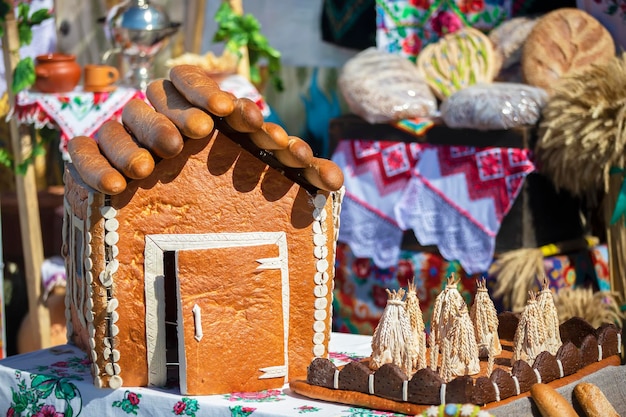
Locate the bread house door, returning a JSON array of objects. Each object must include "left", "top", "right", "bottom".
[{"left": 167, "top": 232, "right": 289, "bottom": 395}]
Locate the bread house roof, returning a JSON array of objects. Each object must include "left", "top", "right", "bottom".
[{"left": 67, "top": 65, "right": 344, "bottom": 196}]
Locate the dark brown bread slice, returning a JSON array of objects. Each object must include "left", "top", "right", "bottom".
[
  {"left": 472, "top": 376, "right": 497, "bottom": 405},
  {"left": 490, "top": 367, "right": 517, "bottom": 399},
  {"left": 580, "top": 334, "right": 600, "bottom": 367},
  {"left": 498, "top": 311, "right": 519, "bottom": 341},
  {"left": 373, "top": 363, "right": 407, "bottom": 401},
  {"left": 307, "top": 358, "right": 337, "bottom": 389},
  {"left": 338, "top": 361, "right": 371, "bottom": 393},
  {"left": 556, "top": 341, "right": 582, "bottom": 376},
  {"left": 560, "top": 316, "right": 596, "bottom": 347},
  {"left": 596, "top": 324, "right": 620, "bottom": 359},
  {"left": 408, "top": 367, "right": 443, "bottom": 405},
  {"left": 511, "top": 359, "right": 538, "bottom": 393},
  {"left": 445, "top": 375, "right": 474, "bottom": 404},
  {"left": 533, "top": 351, "right": 561, "bottom": 383}
]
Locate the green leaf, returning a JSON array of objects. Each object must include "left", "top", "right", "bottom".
[
  {"left": 30, "top": 374, "right": 57, "bottom": 397},
  {"left": 29, "top": 8, "right": 52, "bottom": 25},
  {"left": 66, "top": 404, "right": 74, "bottom": 417},
  {"left": 12, "top": 57, "right": 35, "bottom": 93},
  {"left": 18, "top": 22, "right": 32, "bottom": 46},
  {"left": 0, "top": 148, "right": 12, "bottom": 168},
  {"left": 17, "top": 2, "right": 29, "bottom": 21},
  {"left": 55, "top": 380, "right": 77, "bottom": 401}
]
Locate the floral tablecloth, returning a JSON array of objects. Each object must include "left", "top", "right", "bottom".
[
  {"left": 0, "top": 333, "right": 375, "bottom": 417},
  {"left": 332, "top": 139, "right": 535, "bottom": 274},
  {"left": 13, "top": 87, "right": 144, "bottom": 161}
]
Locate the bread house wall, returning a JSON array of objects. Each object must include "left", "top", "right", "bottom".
[
  {"left": 65, "top": 130, "right": 340, "bottom": 392},
  {"left": 63, "top": 167, "right": 110, "bottom": 387}
]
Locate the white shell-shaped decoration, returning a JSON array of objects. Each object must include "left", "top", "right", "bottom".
[
  {"left": 99, "top": 272, "right": 113, "bottom": 287},
  {"left": 110, "top": 324, "right": 119, "bottom": 337},
  {"left": 314, "top": 245, "right": 328, "bottom": 259},
  {"left": 88, "top": 337, "right": 96, "bottom": 349},
  {"left": 105, "top": 231, "right": 119, "bottom": 246},
  {"left": 94, "top": 375, "right": 103, "bottom": 389},
  {"left": 101, "top": 206, "right": 117, "bottom": 219},
  {"left": 312, "top": 221, "right": 323, "bottom": 234},
  {"left": 313, "top": 320, "right": 326, "bottom": 333},
  {"left": 84, "top": 257, "right": 93, "bottom": 271},
  {"left": 314, "top": 284, "right": 328, "bottom": 298},
  {"left": 104, "top": 338, "right": 111, "bottom": 348},
  {"left": 314, "top": 271, "right": 329, "bottom": 285},
  {"left": 313, "top": 344, "right": 325, "bottom": 357},
  {"left": 85, "top": 271, "right": 93, "bottom": 284},
  {"left": 316, "top": 259, "right": 329, "bottom": 272},
  {"left": 107, "top": 298, "right": 119, "bottom": 313},
  {"left": 313, "top": 194, "right": 327, "bottom": 208},
  {"left": 313, "top": 332, "right": 325, "bottom": 345},
  {"left": 111, "top": 349, "right": 121, "bottom": 362},
  {"left": 105, "top": 218, "right": 119, "bottom": 232},
  {"left": 313, "top": 207, "right": 328, "bottom": 221},
  {"left": 314, "top": 309, "right": 327, "bottom": 321},
  {"left": 109, "top": 375, "right": 123, "bottom": 389},
  {"left": 110, "top": 311, "right": 120, "bottom": 323},
  {"left": 85, "top": 310, "right": 94, "bottom": 323},
  {"left": 314, "top": 297, "right": 328, "bottom": 310},
  {"left": 86, "top": 297, "right": 94, "bottom": 310},
  {"left": 104, "top": 347, "right": 111, "bottom": 360},
  {"left": 111, "top": 245, "right": 119, "bottom": 258},
  {"left": 90, "top": 350, "right": 98, "bottom": 363},
  {"left": 313, "top": 234, "right": 327, "bottom": 246}
]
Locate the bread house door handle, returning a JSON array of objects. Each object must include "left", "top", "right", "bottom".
[
  {"left": 259, "top": 365, "right": 287, "bottom": 379},
  {"left": 192, "top": 304, "right": 203, "bottom": 342}
]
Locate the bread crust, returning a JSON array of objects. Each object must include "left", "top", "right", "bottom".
[
  {"left": 122, "top": 98, "right": 184, "bottom": 159},
  {"left": 574, "top": 382, "right": 619, "bottom": 417},
  {"left": 521, "top": 8, "right": 615, "bottom": 93}
]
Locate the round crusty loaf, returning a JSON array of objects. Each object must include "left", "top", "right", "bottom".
[{"left": 521, "top": 8, "right": 615, "bottom": 93}]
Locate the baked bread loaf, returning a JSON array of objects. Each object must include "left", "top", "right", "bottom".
[
  {"left": 440, "top": 82, "right": 548, "bottom": 130},
  {"left": 530, "top": 383, "right": 578, "bottom": 417},
  {"left": 338, "top": 47, "right": 437, "bottom": 124},
  {"left": 521, "top": 8, "right": 615, "bottom": 93},
  {"left": 574, "top": 382, "right": 620, "bottom": 417},
  {"left": 416, "top": 27, "right": 498, "bottom": 100}
]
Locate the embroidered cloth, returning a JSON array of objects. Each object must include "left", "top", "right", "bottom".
[
  {"left": 14, "top": 87, "right": 144, "bottom": 161},
  {"left": 376, "top": 0, "right": 513, "bottom": 61},
  {"left": 332, "top": 139, "right": 535, "bottom": 273}
]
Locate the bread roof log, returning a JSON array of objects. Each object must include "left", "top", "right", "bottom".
[{"left": 68, "top": 65, "right": 344, "bottom": 195}]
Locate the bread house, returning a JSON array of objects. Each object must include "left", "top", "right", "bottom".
[{"left": 61, "top": 66, "right": 345, "bottom": 395}]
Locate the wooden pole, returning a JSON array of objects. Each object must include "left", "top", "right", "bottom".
[{"left": 1, "top": 4, "right": 50, "bottom": 350}]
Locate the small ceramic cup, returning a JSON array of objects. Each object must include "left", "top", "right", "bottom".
[{"left": 83, "top": 64, "right": 120, "bottom": 92}]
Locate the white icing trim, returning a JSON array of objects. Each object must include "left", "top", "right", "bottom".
[
  {"left": 192, "top": 304, "right": 203, "bottom": 342},
  {"left": 258, "top": 365, "right": 287, "bottom": 379},
  {"left": 440, "top": 383, "right": 447, "bottom": 405},
  {"left": 556, "top": 359, "right": 564, "bottom": 378},
  {"left": 145, "top": 232, "right": 290, "bottom": 388},
  {"left": 512, "top": 376, "right": 520, "bottom": 395},
  {"left": 492, "top": 381, "right": 501, "bottom": 402},
  {"left": 533, "top": 368, "right": 542, "bottom": 384},
  {"left": 598, "top": 345, "right": 603, "bottom": 362},
  {"left": 402, "top": 380, "right": 408, "bottom": 402},
  {"left": 333, "top": 369, "right": 339, "bottom": 389},
  {"left": 368, "top": 373, "right": 374, "bottom": 394}
]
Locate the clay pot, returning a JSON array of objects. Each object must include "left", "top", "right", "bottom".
[{"left": 34, "top": 53, "right": 81, "bottom": 93}]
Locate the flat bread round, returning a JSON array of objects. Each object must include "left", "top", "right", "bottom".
[{"left": 416, "top": 27, "right": 498, "bottom": 100}]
